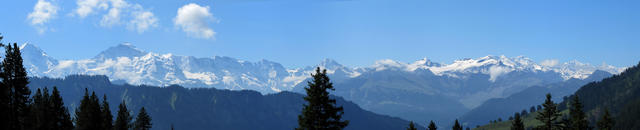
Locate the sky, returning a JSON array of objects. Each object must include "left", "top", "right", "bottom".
[{"left": 0, "top": 0, "right": 638, "bottom": 68}]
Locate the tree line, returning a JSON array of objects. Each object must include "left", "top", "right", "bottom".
[
  {"left": 505, "top": 93, "right": 614, "bottom": 130},
  {"left": 0, "top": 36, "right": 152, "bottom": 130}
]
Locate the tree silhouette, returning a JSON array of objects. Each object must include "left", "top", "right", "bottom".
[{"left": 296, "top": 67, "right": 349, "bottom": 130}]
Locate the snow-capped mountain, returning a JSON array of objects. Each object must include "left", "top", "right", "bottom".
[{"left": 16, "top": 43, "right": 625, "bottom": 94}]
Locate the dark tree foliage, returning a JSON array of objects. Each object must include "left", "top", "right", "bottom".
[
  {"left": 452, "top": 119, "right": 462, "bottom": 130},
  {"left": 406, "top": 121, "right": 417, "bottom": 130},
  {"left": 101, "top": 95, "right": 113, "bottom": 130},
  {"left": 0, "top": 36, "right": 7, "bottom": 130},
  {"left": 428, "top": 120, "right": 437, "bottom": 130},
  {"left": 511, "top": 112, "right": 524, "bottom": 130},
  {"left": 29, "top": 88, "right": 49, "bottom": 130},
  {"left": 597, "top": 108, "right": 613, "bottom": 130},
  {"left": 530, "top": 106, "right": 536, "bottom": 113},
  {"left": 521, "top": 109, "right": 528, "bottom": 116},
  {"left": 134, "top": 107, "right": 153, "bottom": 130},
  {"left": 29, "top": 87, "right": 73, "bottom": 130},
  {"left": 115, "top": 101, "right": 133, "bottom": 130},
  {"left": 535, "top": 93, "right": 561, "bottom": 130},
  {"left": 568, "top": 95, "right": 589, "bottom": 130},
  {"left": 296, "top": 67, "right": 349, "bottom": 130},
  {"left": 1, "top": 43, "right": 31, "bottom": 130},
  {"left": 50, "top": 87, "right": 73, "bottom": 130},
  {"left": 74, "top": 89, "right": 104, "bottom": 130},
  {"left": 537, "top": 105, "right": 542, "bottom": 111}
]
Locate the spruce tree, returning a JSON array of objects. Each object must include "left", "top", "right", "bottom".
[
  {"left": 511, "top": 112, "right": 524, "bottom": 130},
  {"left": 51, "top": 87, "right": 73, "bottom": 130},
  {"left": 75, "top": 89, "right": 102, "bottom": 130},
  {"left": 452, "top": 119, "right": 462, "bottom": 130},
  {"left": 296, "top": 67, "right": 349, "bottom": 130},
  {"left": 134, "top": 107, "right": 153, "bottom": 130},
  {"left": 2, "top": 43, "right": 31, "bottom": 130},
  {"left": 428, "top": 120, "right": 437, "bottom": 130},
  {"left": 101, "top": 95, "right": 113, "bottom": 130},
  {"left": 568, "top": 95, "right": 589, "bottom": 130},
  {"left": 597, "top": 108, "right": 613, "bottom": 130},
  {"left": 115, "top": 101, "right": 133, "bottom": 130},
  {"left": 535, "top": 93, "right": 561, "bottom": 130},
  {"left": 407, "top": 121, "right": 417, "bottom": 130}
]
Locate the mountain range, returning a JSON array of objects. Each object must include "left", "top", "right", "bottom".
[
  {"left": 16, "top": 43, "right": 626, "bottom": 126},
  {"left": 27, "top": 75, "right": 421, "bottom": 130}
]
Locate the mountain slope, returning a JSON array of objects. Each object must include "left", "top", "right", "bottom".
[
  {"left": 27, "top": 75, "right": 422, "bottom": 130},
  {"left": 459, "top": 70, "right": 612, "bottom": 127},
  {"left": 474, "top": 62, "right": 640, "bottom": 129}
]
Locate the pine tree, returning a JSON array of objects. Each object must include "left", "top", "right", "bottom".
[
  {"left": 530, "top": 106, "right": 536, "bottom": 113},
  {"left": 51, "top": 87, "right": 73, "bottom": 130},
  {"left": 0, "top": 35, "right": 6, "bottom": 130},
  {"left": 29, "top": 88, "right": 46, "bottom": 130},
  {"left": 511, "top": 112, "right": 524, "bottom": 130},
  {"left": 115, "top": 101, "right": 133, "bottom": 130},
  {"left": 75, "top": 89, "right": 102, "bottom": 130},
  {"left": 101, "top": 95, "right": 113, "bottom": 130},
  {"left": 535, "top": 93, "right": 561, "bottom": 130},
  {"left": 568, "top": 95, "right": 589, "bottom": 130},
  {"left": 452, "top": 119, "right": 462, "bottom": 130},
  {"left": 134, "top": 107, "right": 153, "bottom": 130},
  {"left": 296, "top": 67, "right": 349, "bottom": 130},
  {"left": 407, "top": 121, "right": 417, "bottom": 130},
  {"left": 428, "top": 120, "right": 437, "bottom": 130},
  {"left": 2, "top": 43, "right": 31, "bottom": 130},
  {"left": 597, "top": 108, "right": 613, "bottom": 130}
]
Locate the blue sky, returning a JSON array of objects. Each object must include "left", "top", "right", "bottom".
[{"left": 1, "top": 0, "right": 638, "bottom": 68}]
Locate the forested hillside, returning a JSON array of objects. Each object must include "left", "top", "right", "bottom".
[{"left": 28, "top": 75, "right": 421, "bottom": 130}]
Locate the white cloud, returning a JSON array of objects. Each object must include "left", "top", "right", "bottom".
[
  {"left": 71, "top": 0, "right": 158, "bottom": 33},
  {"left": 488, "top": 66, "right": 511, "bottom": 82},
  {"left": 99, "top": 0, "right": 128, "bottom": 27},
  {"left": 128, "top": 9, "right": 158, "bottom": 33},
  {"left": 73, "top": 0, "right": 108, "bottom": 18},
  {"left": 540, "top": 59, "right": 559, "bottom": 67},
  {"left": 28, "top": 0, "right": 59, "bottom": 34},
  {"left": 174, "top": 3, "right": 216, "bottom": 39}
]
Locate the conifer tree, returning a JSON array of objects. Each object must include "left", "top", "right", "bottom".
[
  {"left": 0, "top": 35, "right": 7, "bottom": 130},
  {"left": 134, "top": 107, "right": 152, "bottom": 130},
  {"left": 597, "top": 108, "right": 613, "bottom": 130},
  {"left": 115, "top": 101, "right": 133, "bottom": 130},
  {"left": 296, "top": 67, "right": 349, "bottom": 130},
  {"left": 428, "top": 120, "right": 437, "bottom": 130},
  {"left": 452, "top": 119, "right": 462, "bottom": 130},
  {"left": 29, "top": 88, "right": 46, "bottom": 130},
  {"left": 568, "top": 95, "right": 589, "bottom": 130},
  {"left": 51, "top": 87, "right": 73, "bottom": 130},
  {"left": 511, "top": 112, "right": 524, "bottom": 130},
  {"left": 2, "top": 43, "right": 31, "bottom": 130},
  {"left": 75, "top": 89, "right": 103, "bottom": 130},
  {"left": 101, "top": 95, "right": 113, "bottom": 130},
  {"left": 407, "top": 121, "right": 417, "bottom": 130},
  {"left": 535, "top": 93, "right": 561, "bottom": 130}
]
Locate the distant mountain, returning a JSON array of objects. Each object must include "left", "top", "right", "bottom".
[
  {"left": 16, "top": 43, "right": 626, "bottom": 126},
  {"left": 27, "top": 75, "right": 422, "bottom": 130},
  {"left": 459, "top": 70, "right": 612, "bottom": 127}
]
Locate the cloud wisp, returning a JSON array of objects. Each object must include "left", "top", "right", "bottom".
[
  {"left": 27, "top": 0, "right": 59, "bottom": 34},
  {"left": 71, "top": 0, "right": 159, "bottom": 33}
]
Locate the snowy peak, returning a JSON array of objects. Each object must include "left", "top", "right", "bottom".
[
  {"left": 318, "top": 58, "right": 345, "bottom": 70},
  {"left": 94, "top": 43, "right": 147, "bottom": 59},
  {"left": 19, "top": 43, "right": 58, "bottom": 77}
]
